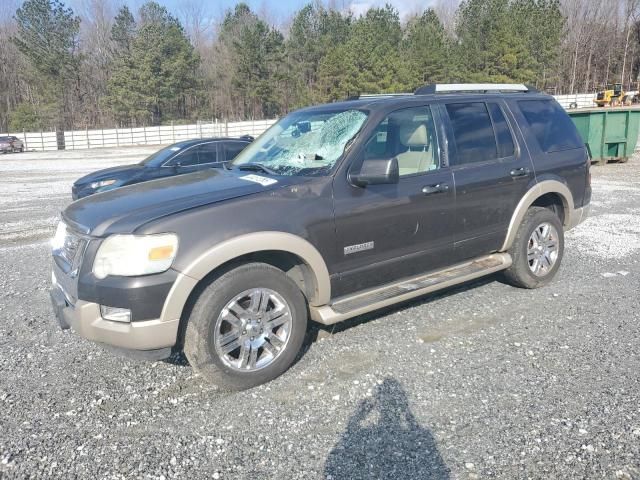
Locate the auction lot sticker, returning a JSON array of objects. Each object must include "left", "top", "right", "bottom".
[{"left": 240, "top": 174, "right": 278, "bottom": 186}]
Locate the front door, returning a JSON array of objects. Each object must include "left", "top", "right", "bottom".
[{"left": 331, "top": 105, "right": 456, "bottom": 298}]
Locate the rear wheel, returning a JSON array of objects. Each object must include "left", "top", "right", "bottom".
[
  {"left": 184, "top": 262, "right": 308, "bottom": 391},
  {"left": 503, "top": 207, "right": 564, "bottom": 289}
]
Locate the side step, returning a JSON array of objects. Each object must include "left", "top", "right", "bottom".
[{"left": 309, "top": 253, "right": 511, "bottom": 326}]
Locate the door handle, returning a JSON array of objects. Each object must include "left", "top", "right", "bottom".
[
  {"left": 510, "top": 167, "right": 529, "bottom": 177},
  {"left": 422, "top": 183, "right": 450, "bottom": 195}
]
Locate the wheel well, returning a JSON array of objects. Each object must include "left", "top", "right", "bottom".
[
  {"left": 531, "top": 193, "right": 566, "bottom": 225},
  {"left": 174, "top": 251, "right": 316, "bottom": 350}
]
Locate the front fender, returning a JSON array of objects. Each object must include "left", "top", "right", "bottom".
[{"left": 159, "top": 231, "right": 331, "bottom": 325}]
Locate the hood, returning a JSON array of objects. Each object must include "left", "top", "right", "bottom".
[
  {"left": 63, "top": 168, "right": 304, "bottom": 236},
  {"left": 74, "top": 164, "right": 145, "bottom": 186}
]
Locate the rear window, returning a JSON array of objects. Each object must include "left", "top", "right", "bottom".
[
  {"left": 446, "top": 102, "right": 497, "bottom": 165},
  {"left": 518, "top": 100, "right": 583, "bottom": 153}
]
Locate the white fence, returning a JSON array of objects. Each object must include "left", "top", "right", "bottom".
[
  {"left": 1, "top": 119, "right": 277, "bottom": 152},
  {"left": 554, "top": 93, "right": 597, "bottom": 109},
  {"left": 0, "top": 93, "right": 630, "bottom": 151}
]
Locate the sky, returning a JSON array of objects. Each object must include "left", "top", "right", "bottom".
[
  {"left": 154, "top": 0, "right": 439, "bottom": 25},
  {"left": 2, "top": 0, "right": 442, "bottom": 30}
]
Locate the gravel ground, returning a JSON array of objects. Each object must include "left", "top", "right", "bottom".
[{"left": 1, "top": 147, "right": 639, "bottom": 479}]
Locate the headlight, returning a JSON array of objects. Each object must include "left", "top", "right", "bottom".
[
  {"left": 51, "top": 221, "right": 67, "bottom": 251},
  {"left": 90, "top": 179, "right": 117, "bottom": 189},
  {"left": 92, "top": 234, "right": 178, "bottom": 279}
]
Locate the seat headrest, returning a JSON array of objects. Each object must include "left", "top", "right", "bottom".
[{"left": 399, "top": 124, "right": 428, "bottom": 147}]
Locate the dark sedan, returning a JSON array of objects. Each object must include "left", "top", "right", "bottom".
[
  {"left": 0, "top": 136, "right": 24, "bottom": 153},
  {"left": 72, "top": 137, "right": 252, "bottom": 199}
]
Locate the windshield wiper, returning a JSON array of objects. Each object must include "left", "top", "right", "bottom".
[{"left": 237, "top": 163, "right": 278, "bottom": 175}]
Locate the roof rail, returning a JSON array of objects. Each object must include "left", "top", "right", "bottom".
[
  {"left": 415, "top": 83, "right": 538, "bottom": 95},
  {"left": 346, "top": 92, "right": 413, "bottom": 100}
]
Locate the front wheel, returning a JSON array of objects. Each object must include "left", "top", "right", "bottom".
[
  {"left": 184, "top": 262, "right": 308, "bottom": 391},
  {"left": 503, "top": 207, "right": 565, "bottom": 289}
]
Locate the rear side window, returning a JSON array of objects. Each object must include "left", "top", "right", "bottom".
[
  {"left": 518, "top": 100, "right": 583, "bottom": 153},
  {"left": 445, "top": 102, "right": 497, "bottom": 165},
  {"left": 198, "top": 143, "right": 219, "bottom": 164},
  {"left": 487, "top": 103, "right": 515, "bottom": 158},
  {"left": 224, "top": 142, "right": 247, "bottom": 161}
]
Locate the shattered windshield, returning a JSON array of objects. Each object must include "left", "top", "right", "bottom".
[{"left": 231, "top": 109, "right": 368, "bottom": 176}]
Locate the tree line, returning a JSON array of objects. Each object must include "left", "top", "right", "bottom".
[{"left": 0, "top": 0, "right": 639, "bottom": 132}]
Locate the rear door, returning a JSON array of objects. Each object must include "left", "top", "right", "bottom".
[{"left": 440, "top": 100, "right": 534, "bottom": 261}]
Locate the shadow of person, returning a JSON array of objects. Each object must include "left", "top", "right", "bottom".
[{"left": 324, "top": 378, "right": 450, "bottom": 480}]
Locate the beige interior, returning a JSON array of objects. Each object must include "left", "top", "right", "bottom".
[{"left": 396, "top": 123, "right": 436, "bottom": 176}]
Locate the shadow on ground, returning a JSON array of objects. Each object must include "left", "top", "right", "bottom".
[{"left": 324, "top": 378, "right": 450, "bottom": 480}]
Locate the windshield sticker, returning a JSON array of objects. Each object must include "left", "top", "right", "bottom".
[{"left": 240, "top": 174, "right": 278, "bottom": 186}]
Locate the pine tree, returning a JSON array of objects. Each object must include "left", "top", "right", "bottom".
[
  {"left": 105, "top": 2, "right": 199, "bottom": 126},
  {"left": 403, "top": 9, "right": 454, "bottom": 87},
  {"left": 111, "top": 5, "right": 136, "bottom": 55},
  {"left": 12, "top": 0, "right": 80, "bottom": 128},
  {"left": 317, "top": 6, "right": 408, "bottom": 100},
  {"left": 216, "top": 3, "right": 285, "bottom": 118},
  {"left": 286, "top": 4, "right": 352, "bottom": 106}
]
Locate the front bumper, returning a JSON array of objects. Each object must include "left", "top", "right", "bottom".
[{"left": 49, "top": 282, "right": 179, "bottom": 352}]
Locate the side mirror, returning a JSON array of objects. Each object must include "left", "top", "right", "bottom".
[{"left": 350, "top": 157, "right": 399, "bottom": 187}]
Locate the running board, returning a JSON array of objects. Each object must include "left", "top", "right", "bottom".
[{"left": 309, "top": 253, "right": 511, "bottom": 326}]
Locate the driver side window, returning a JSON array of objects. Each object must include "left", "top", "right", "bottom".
[{"left": 363, "top": 106, "right": 440, "bottom": 177}]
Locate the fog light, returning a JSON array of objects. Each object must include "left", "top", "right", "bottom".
[{"left": 100, "top": 305, "right": 131, "bottom": 323}]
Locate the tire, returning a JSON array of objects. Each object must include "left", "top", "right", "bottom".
[
  {"left": 184, "top": 262, "right": 308, "bottom": 391},
  {"left": 503, "top": 207, "right": 564, "bottom": 289}
]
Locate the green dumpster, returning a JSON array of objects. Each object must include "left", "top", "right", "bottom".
[{"left": 567, "top": 106, "right": 640, "bottom": 164}]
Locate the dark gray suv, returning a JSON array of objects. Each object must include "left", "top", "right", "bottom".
[{"left": 50, "top": 84, "right": 591, "bottom": 390}]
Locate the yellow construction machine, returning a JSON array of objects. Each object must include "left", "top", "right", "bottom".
[{"left": 594, "top": 83, "right": 625, "bottom": 107}]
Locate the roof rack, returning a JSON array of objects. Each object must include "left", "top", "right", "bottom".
[
  {"left": 415, "top": 83, "right": 538, "bottom": 95},
  {"left": 345, "top": 84, "right": 538, "bottom": 101},
  {"left": 346, "top": 93, "right": 413, "bottom": 100}
]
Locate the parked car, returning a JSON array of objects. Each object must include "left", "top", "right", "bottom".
[
  {"left": 0, "top": 136, "right": 24, "bottom": 153},
  {"left": 71, "top": 136, "right": 253, "bottom": 199},
  {"left": 51, "top": 84, "right": 591, "bottom": 391}
]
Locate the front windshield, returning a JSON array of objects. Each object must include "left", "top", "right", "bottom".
[
  {"left": 140, "top": 144, "right": 184, "bottom": 166},
  {"left": 231, "top": 109, "right": 368, "bottom": 176}
]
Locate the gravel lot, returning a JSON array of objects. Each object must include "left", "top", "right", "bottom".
[{"left": 1, "top": 147, "right": 639, "bottom": 479}]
